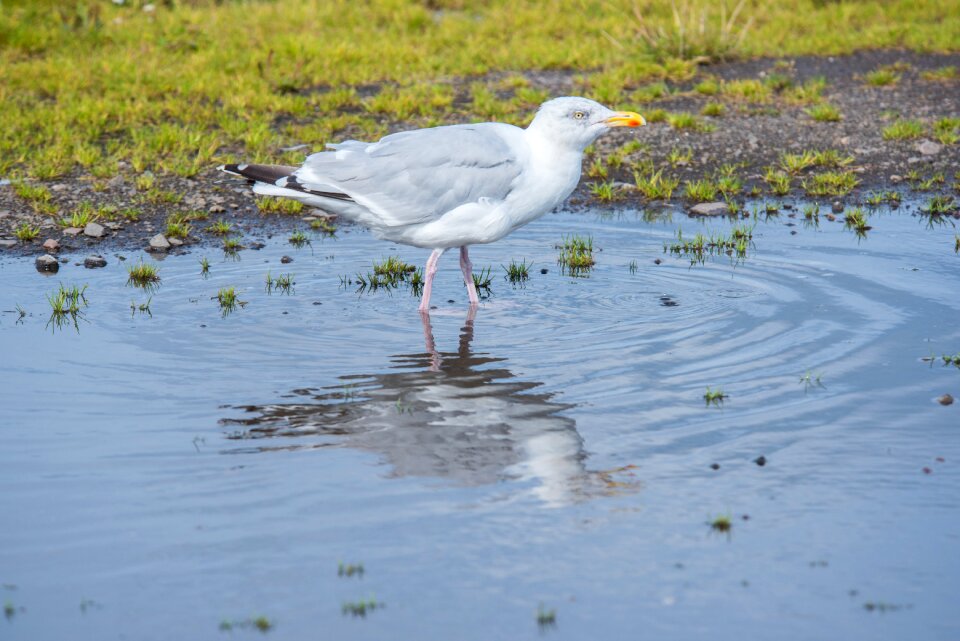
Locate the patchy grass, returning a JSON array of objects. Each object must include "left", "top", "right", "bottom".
[
  {"left": 256, "top": 197, "right": 304, "bottom": 216},
  {"left": 684, "top": 179, "right": 719, "bottom": 201},
  {"left": 219, "top": 616, "right": 273, "bottom": 632},
  {"left": 47, "top": 283, "right": 88, "bottom": 331},
  {"left": 921, "top": 66, "right": 958, "bottom": 82},
  {"left": 710, "top": 514, "right": 733, "bottom": 533},
  {"left": 503, "top": 258, "right": 533, "bottom": 283},
  {"left": 338, "top": 562, "right": 365, "bottom": 578},
  {"left": 215, "top": 287, "right": 246, "bottom": 316},
  {"left": 265, "top": 271, "right": 295, "bottom": 294},
  {"left": 13, "top": 223, "right": 41, "bottom": 242},
  {"left": 704, "top": 386, "right": 728, "bottom": 406},
  {"left": 667, "top": 112, "right": 715, "bottom": 132},
  {"left": 208, "top": 220, "right": 233, "bottom": 235},
  {"left": 199, "top": 256, "right": 211, "bottom": 276},
  {"left": 589, "top": 180, "right": 623, "bottom": 202},
  {"left": 127, "top": 261, "right": 160, "bottom": 288},
  {"left": 471, "top": 266, "right": 494, "bottom": 296},
  {"left": 665, "top": 225, "right": 752, "bottom": 264},
  {"left": 806, "top": 103, "right": 842, "bottom": 122},
  {"left": 557, "top": 234, "right": 595, "bottom": 275},
  {"left": 844, "top": 207, "right": 872, "bottom": 238},
  {"left": 882, "top": 119, "right": 926, "bottom": 140},
  {"left": 701, "top": 102, "right": 726, "bottom": 117},
  {"left": 803, "top": 171, "right": 859, "bottom": 197},
  {"left": 342, "top": 597, "right": 383, "bottom": 618},
  {"left": 536, "top": 604, "right": 557, "bottom": 630},
  {"left": 864, "top": 66, "right": 901, "bottom": 86},
  {"left": 288, "top": 230, "right": 310, "bottom": 248}
]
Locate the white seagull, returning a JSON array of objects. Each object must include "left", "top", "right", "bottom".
[{"left": 220, "top": 97, "right": 645, "bottom": 312}]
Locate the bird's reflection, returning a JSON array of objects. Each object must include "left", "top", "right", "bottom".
[{"left": 220, "top": 309, "right": 638, "bottom": 506}]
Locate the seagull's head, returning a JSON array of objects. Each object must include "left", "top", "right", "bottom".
[{"left": 528, "top": 97, "right": 645, "bottom": 151}]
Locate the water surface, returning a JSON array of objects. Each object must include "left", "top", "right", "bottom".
[{"left": 1, "top": 204, "right": 958, "bottom": 640}]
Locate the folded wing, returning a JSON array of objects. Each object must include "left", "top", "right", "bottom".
[{"left": 294, "top": 124, "right": 523, "bottom": 228}]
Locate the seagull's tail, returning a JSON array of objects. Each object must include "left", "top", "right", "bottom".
[{"left": 218, "top": 163, "right": 355, "bottom": 204}]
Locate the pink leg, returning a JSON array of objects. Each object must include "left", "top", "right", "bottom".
[
  {"left": 418, "top": 248, "right": 445, "bottom": 313},
  {"left": 460, "top": 246, "right": 480, "bottom": 306}
]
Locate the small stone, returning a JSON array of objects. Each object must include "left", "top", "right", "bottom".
[
  {"left": 209, "top": 204, "right": 226, "bottom": 214},
  {"left": 42, "top": 238, "right": 60, "bottom": 251},
  {"left": 51, "top": 183, "right": 69, "bottom": 192},
  {"left": 149, "top": 234, "right": 170, "bottom": 251},
  {"left": 249, "top": 241, "right": 265, "bottom": 250},
  {"left": 710, "top": 463, "right": 720, "bottom": 470},
  {"left": 938, "top": 394, "right": 954, "bottom": 406},
  {"left": 540, "top": 268, "right": 549, "bottom": 274},
  {"left": 689, "top": 202, "right": 729, "bottom": 217},
  {"left": 831, "top": 201, "right": 844, "bottom": 213},
  {"left": 754, "top": 456, "right": 767, "bottom": 467},
  {"left": 889, "top": 174, "right": 902, "bottom": 183},
  {"left": 35, "top": 254, "right": 59, "bottom": 272},
  {"left": 63, "top": 227, "right": 83, "bottom": 236},
  {"left": 280, "top": 255, "right": 293, "bottom": 264},
  {"left": 918, "top": 140, "right": 942, "bottom": 156},
  {"left": 0, "top": 209, "right": 11, "bottom": 218},
  {"left": 653, "top": 258, "right": 662, "bottom": 265},
  {"left": 0, "top": 239, "right": 16, "bottom": 249},
  {"left": 105, "top": 222, "right": 121, "bottom": 230},
  {"left": 106, "top": 175, "right": 125, "bottom": 190},
  {"left": 168, "top": 237, "right": 183, "bottom": 247},
  {"left": 83, "top": 254, "right": 107, "bottom": 268},
  {"left": 84, "top": 222, "right": 106, "bottom": 238}
]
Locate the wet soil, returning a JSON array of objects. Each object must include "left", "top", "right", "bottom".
[{"left": 1, "top": 50, "right": 958, "bottom": 258}]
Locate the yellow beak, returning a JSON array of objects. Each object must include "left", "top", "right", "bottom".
[{"left": 605, "top": 111, "right": 646, "bottom": 128}]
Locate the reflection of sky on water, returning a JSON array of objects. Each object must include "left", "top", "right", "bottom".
[{"left": 222, "top": 309, "right": 639, "bottom": 507}]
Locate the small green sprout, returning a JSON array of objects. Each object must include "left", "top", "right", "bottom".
[
  {"left": 536, "top": 604, "right": 557, "bottom": 629},
  {"left": 14, "top": 223, "right": 41, "bottom": 241},
  {"left": 338, "top": 562, "right": 365, "bottom": 578},
  {"left": 704, "top": 387, "right": 727, "bottom": 406},
  {"left": 502, "top": 258, "right": 532, "bottom": 283}
]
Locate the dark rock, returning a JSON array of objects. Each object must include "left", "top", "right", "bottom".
[
  {"left": 83, "top": 254, "right": 107, "bottom": 268},
  {"left": 280, "top": 255, "right": 293, "bottom": 263},
  {"left": 540, "top": 268, "right": 548, "bottom": 274},
  {"left": 653, "top": 258, "right": 662, "bottom": 265},
  {"left": 35, "top": 254, "right": 59, "bottom": 273},
  {"left": 754, "top": 455, "right": 767, "bottom": 467},
  {"left": 249, "top": 241, "right": 265, "bottom": 250},
  {"left": 710, "top": 463, "right": 720, "bottom": 470},
  {"left": 831, "top": 202, "right": 844, "bottom": 213},
  {"left": 938, "top": 394, "right": 954, "bottom": 406}
]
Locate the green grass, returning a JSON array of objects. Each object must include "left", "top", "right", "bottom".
[
  {"left": 811, "top": 149, "right": 854, "bottom": 168},
  {"left": 683, "top": 179, "right": 719, "bottom": 201},
  {"left": 710, "top": 514, "right": 733, "bottom": 532},
  {"left": 925, "top": 195, "right": 956, "bottom": 215},
  {"left": 633, "top": 169, "right": 680, "bottom": 200},
  {"left": 215, "top": 286, "right": 246, "bottom": 316},
  {"left": 288, "top": 230, "right": 310, "bottom": 247},
  {"left": 503, "top": 258, "right": 533, "bottom": 283},
  {"left": 164, "top": 220, "right": 191, "bottom": 239},
  {"left": 310, "top": 218, "right": 337, "bottom": 235},
  {"left": 844, "top": 207, "right": 871, "bottom": 238},
  {"left": 803, "top": 171, "right": 859, "bottom": 197},
  {"left": 701, "top": 102, "right": 726, "bottom": 117},
  {"left": 882, "top": 119, "right": 926, "bottom": 140},
  {"left": 921, "top": 66, "right": 957, "bottom": 82},
  {"left": 667, "top": 112, "right": 715, "bottom": 132},
  {"left": 805, "top": 103, "right": 842, "bottom": 122},
  {"left": 934, "top": 117, "right": 960, "bottom": 145},
  {"left": 265, "top": 271, "right": 295, "bottom": 294},
  {"left": 704, "top": 386, "right": 727, "bottom": 406},
  {"left": 199, "top": 256, "right": 210, "bottom": 276},
  {"left": 666, "top": 147, "right": 693, "bottom": 167},
  {"left": 208, "top": 220, "right": 233, "bottom": 235},
  {"left": 0, "top": 1, "right": 956, "bottom": 182},
  {"left": 342, "top": 597, "right": 383, "bottom": 618},
  {"left": 13, "top": 223, "right": 41, "bottom": 241},
  {"left": 257, "top": 197, "right": 304, "bottom": 216},
  {"left": 223, "top": 237, "right": 244, "bottom": 254},
  {"left": 471, "top": 267, "right": 494, "bottom": 295},
  {"left": 864, "top": 66, "right": 901, "bottom": 86},
  {"left": 338, "top": 562, "right": 365, "bottom": 578},
  {"left": 780, "top": 151, "right": 816, "bottom": 174},
  {"left": 59, "top": 202, "right": 97, "bottom": 228},
  {"left": 127, "top": 261, "right": 160, "bottom": 288},
  {"left": 219, "top": 616, "right": 273, "bottom": 632},
  {"left": 47, "top": 283, "right": 88, "bottom": 331},
  {"left": 764, "top": 168, "right": 792, "bottom": 196},
  {"left": 557, "top": 234, "right": 595, "bottom": 275},
  {"left": 665, "top": 225, "right": 753, "bottom": 265},
  {"left": 536, "top": 604, "right": 557, "bottom": 629},
  {"left": 589, "top": 180, "right": 622, "bottom": 202}
]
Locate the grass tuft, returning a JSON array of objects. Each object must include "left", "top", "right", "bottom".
[
  {"left": 557, "top": 234, "right": 595, "bottom": 275},
  {"left": 127, "top": 261, "right": 160, "bottom": 288}
]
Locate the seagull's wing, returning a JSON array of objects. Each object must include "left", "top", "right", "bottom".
[{"left": 293, "top": 124, "right": 523, "bottom": 227}]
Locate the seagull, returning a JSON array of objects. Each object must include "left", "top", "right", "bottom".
[{"left": 220, "top": 97, "right": 645, "bottom": 312}]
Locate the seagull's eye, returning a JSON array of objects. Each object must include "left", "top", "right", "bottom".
[{"left": 573, "top": 111, "right": 586, "bottom": 120}]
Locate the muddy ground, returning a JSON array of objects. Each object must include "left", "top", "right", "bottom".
[{"left": 1, "top": 50, "right": 958, "bottom": 259}]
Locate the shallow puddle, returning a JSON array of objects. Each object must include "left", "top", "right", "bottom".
[{"left": 1, "top": 203, "right": 958, "bottom": 640}]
